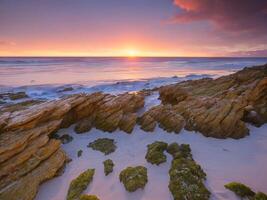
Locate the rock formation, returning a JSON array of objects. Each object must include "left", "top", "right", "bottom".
[
  {"left": 0, "top": 92, "right": 144, "bottom": 199},
  {"left": 147, "top": 64, "right": 267, "bottom": 138}
]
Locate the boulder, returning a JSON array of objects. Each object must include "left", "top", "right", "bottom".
[
  {"left": 145, "top": 141, "right": 168, "bottom": 165},
  {"left": 103, "top": 159, "right": 114, "bottom": 176},
  {"left": 88, "top": 138, "right": 117, "bottom": 155},
  {"left": 67, "top": 169, "right": 95, "bottom": 200},
  {"left": 119, "top": 166, "right": 148, "bottom": 192}
]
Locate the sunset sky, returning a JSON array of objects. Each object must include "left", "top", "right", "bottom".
[{"left": 1, "top": 0, "right": 267, "bottom": 57}]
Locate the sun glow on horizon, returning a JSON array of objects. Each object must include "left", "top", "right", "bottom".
[{"left": 125, "top": 49, "right": 139, "bottom": 57}]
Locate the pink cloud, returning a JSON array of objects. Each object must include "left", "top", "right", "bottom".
[{"left": 172, "top": 0, "right": 267, "bottom": 34}]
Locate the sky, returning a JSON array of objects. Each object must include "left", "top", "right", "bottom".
[{"left": 1, "top": 0, "right": 267, "bottom": 57}]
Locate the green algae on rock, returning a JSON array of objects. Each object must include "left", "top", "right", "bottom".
[
  {"left": 168, "top": 143, "right": 210, "bottom": 200},
  {"left": 225, "top": 182, "right": 267, "bottom": 200},
  {"left": 225, "top": 182, "right": 255, "bottom": 199},
  {"left": 255, "top": 192, "right": 267, "bottom": 200},
  {"left": 67, "top": 169, "right": 95, "bottom": 200},
  {"left": 88, "top": 138, "right": 117, "bottom": 155},
  {"left": 79, "top": 194, "right": 100, "bottom": 200},
  {"left": 119, "top": 166, "right": 148, "bottom": 192},
  {"left": 145, "top": 141, "right": 168, "bottom": 165},
  {"left": 77, "top": 150, "right": 83, "bottom": 157},
  {"left": 103, "top": 159, "right": 114, "bottom": 176}
]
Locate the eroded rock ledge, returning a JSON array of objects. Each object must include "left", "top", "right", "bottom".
[
  {"left": 0, "top": 92, "right": 145, "bottom": 200},
  {"left": 140, "top": 64, "right": 267, "bottom": 138}
]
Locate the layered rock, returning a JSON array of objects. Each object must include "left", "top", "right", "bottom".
[
  {"left": 0, "top": 92, "right": 144, "bottom": 199},
  {"left": 155, "top": 64, "right": 267, "bottom": 138},
  {"left": 138, "top": 104, "right": 184, "bottom": 133}
]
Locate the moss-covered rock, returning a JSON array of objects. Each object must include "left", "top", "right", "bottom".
[
  {"left": 79, "top": 194, "right": 100, "bottom": 200},
  {"left": 145, "top": 141, "right": 168, "bottom": 165},
  {"left": 167, "top": 143, "right": 192, "bottom": 159},
  {"left": 168, "top": 144, "right": 210, "bottom": 200},
  {"left": 254, "top": 192, "right": 267, "bottom": 200},
  {"left": 77, "top": 150, "right": 83, "bottom": 157},
  {"left": 224, "top": 182, "right": 267, "bottom": 200},
  {"left": 67, "top": 169, "right": 95, "bottom": 200},
  {"left": 103, "top": 159, "right": 114, "bottom": 176},
  {"left": 224, "top": 182, "right": 255, "bottom": 199},
  {"left": 88, "top": 138, "right": 117, "bottom": 155},
  {"left": 119, "top": 166, "right": 148, "bottom": 192}
]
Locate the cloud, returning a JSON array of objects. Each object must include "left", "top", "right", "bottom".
[
  {"left": 172, "top": 0, "right": 267, "bottom": 35},
  {"left": 227, "top": 49, "right": 267, "bottom": 57}
]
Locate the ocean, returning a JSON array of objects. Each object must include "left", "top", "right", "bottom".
[{"left": 0, "top": 57, "right": 267, "bottom": 99}]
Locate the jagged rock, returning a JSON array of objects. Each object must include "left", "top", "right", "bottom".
[
  {"left": 168, "top": 143, "right": 210, "bottom": 200},
  {"left": 0, "top": 91, "right": 145, "bottom": 200},
  {"left": 74, "top": 118, "right": 93, "bottom": 134},
  {"left": 88, "top": 138, "right": 117, "bottom": 155},
  {"left": 119, "top": 113, "right": 137, "bottom": 133},
  {"left": 119, "top": 166, "right": 148, "bottom": 192},
  {"left": 94, "top": 93, "right": 144, "bottom": 132},
  {"left": 0, "top": 149, "right": 67, "bottom": 200},
  {"left": 103, "top": 159, "right": 114, "bottom": 176},
  {"left": 145, "top": 141, "right": 168, "bottom": 165},
  {"left": 139, "top": 105, "right": 184, "bottom": 134},
  {"left": 80, "top": 194, "right": 100, "bottom": 200},
  {"left": 158, "top": 64, "right": 267, "bottom": 138},
  {"left": 67, "top": 169, "right": 95, "bottom": 200},
  {"left": 77, "top": 150, "right": 83, "bottom": 157}
]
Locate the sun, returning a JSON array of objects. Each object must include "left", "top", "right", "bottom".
[{"left": 125, "top": 49, "right": 139, "bottom": 57}]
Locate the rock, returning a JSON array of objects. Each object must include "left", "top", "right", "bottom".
[
  {"left": 224, "top": 182, "right": 255, "bottom": 199},
  {"left": 255, "top": 192, "right": 267, "bottom": 200},
  {"left": 0, "top": 100, "right": 45, "bottom": 114},
  {"left": 156, "top": 65, "right": 267, "bottom": 138},
  {"left": 0, "top": 91, "right": 145, "bottom": 200},
  {"left": 58, "top": 87, "right": 74, "bottom": 92},
  {"left": 80, "top": 194, "right": 100, "bottom": 200},
  {"left": 67, "top": 169, "right": 95, "bottom": 200},
  {"left": 119, "top": 113, "right": 137, "bottom": 133},
  {"left": 77, "top": 150, "right": 83, "bottom": 157},
  {"left": 0, "top": 149, "right": 67, "bottom": 200},
  {"left": 167, "top": 143, "right": 192, "bottom": 159},
  {"left": 74, "top": 118, "right": 93, "bottom": 134},
  {"left": 59, "top": 134, "right": 73, "bottom": 144},
  {"left": 103, "top": 159, "right": 114, "bottom": 176},
  {"left": 145, "top": 141, "right": 168, "bottom": 165},
  {"left": 119, "top": 166, "right": 148, "bottom": 192},
  {"left": 88, "top": 138, "right": 117, "bottom": 155},
  {"left": 168, "top": 143, "right": 210, "bottom": 200},
  {"left": 139, "top": 105, "right": 184, "bottom": 134},
  {"left": 94, "top": 93, "right": 144, "bottom": 132}
]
